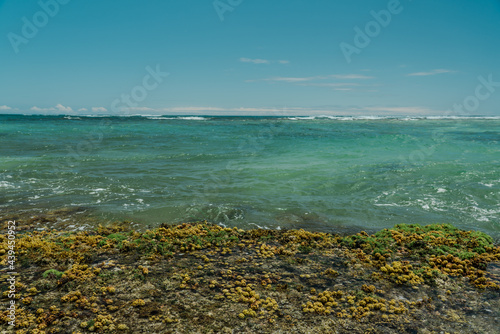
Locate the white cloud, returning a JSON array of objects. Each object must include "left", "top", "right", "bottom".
[
  {"left": 115, "top": 105, "right": 440, "bottom": 116},
  {"left": 55, "top": 104, "right": 73, "bottom": 112},
  {"left": 29, "top": 104, "right": 73, "bottom": 113},
  {"left": 186, "top": 106, "right": 303, "bottom": 115},
  {"left": 299, "top": 83, "right": 358, "bottom": 87},
  {"left": 124, "top": 106, "right": 228, "bottom": 114},
  {"left": 407, "top": 69, "right": 455, "bottom": 76},
  {"left": 262, "top": 77, "right": 314, "bottom": 83},
  {"left": 329, "top": 74, "right": 374, "bottom": 79},
  {"left": 30, "top": 106, "right": 55, "bottom": 112},
  {"left": 163, "top": 107, "right": 227, "bottom": 112},
  {"left": 0, "top": 105, "right": 12, "bottom": 110},
  {"left": 162, "top": 106, "right": 441, "bottom": 116},
  {"left": 239, "top": 58, "right": 290, "bottom": 65},
  {"left": 40, "top": 104, "right": 440, "bottom": 117},
  {"left": 255, "top": 74, "right": 374, "bottom": 83},
  {"left": 240, "top": 57, "right": 270, "bottom": 64},
  {"left": 126, "top": 107, "right": 156, "bottom": 112},
  {"left": 359, "top": 106, "right": 439, "bottom": 114},
  {"left": 78, "top": 108, "right": 88, "bottom": 112},
  {"left": 91, "top": 107, "right": 108, "bottom": 112},
  {"left": 298, "top": 83, "right": 358, "bottom": 91}
]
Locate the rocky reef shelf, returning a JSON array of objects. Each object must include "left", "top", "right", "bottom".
[{"left": 1, "top": 216, "right": 499, "bottom": 333}]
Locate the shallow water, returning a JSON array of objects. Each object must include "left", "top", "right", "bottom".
[{"left": 1, "top": 115, "right": 499, "bottom": 239}]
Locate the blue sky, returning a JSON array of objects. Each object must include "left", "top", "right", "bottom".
[{"left": 0, "top": 0, "right": 499, "bottom": 116}]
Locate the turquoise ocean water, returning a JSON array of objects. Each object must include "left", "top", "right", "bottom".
[{"left": 1, "top": 115, "right": 499, "bottom": 239}]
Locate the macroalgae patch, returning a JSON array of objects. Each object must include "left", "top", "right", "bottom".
[{"left": 1, "top": 221, "right": 499, "bottom": 333}]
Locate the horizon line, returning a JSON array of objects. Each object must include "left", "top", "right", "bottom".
[{"left": 1, "top": 113, "right": 499, "bottom": 118}]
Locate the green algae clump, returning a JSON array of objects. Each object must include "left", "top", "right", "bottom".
[
  {"left": 341, "top": 223, "right": 500, "bottom": 288},
  {"left": 42, "top": 269, "right": 64, "bottom": 279}
]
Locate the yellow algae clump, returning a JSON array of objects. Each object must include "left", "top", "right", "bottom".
[
  {"left": 138, "top": 265, "right": 149, "bottom": 275},
  {"left": 321, "top": 268, "right": 339, "bottom": 277},
  {"left": 380, "top": 261, "right": 424, "bottom": 285},
  {"left": 256, "top": 243, "right": 277, "bottom": 258},
  {"left": 61, "top": 264, "right": 101, "bottom": 282},
  {"left": 117, "top": 324, "right": 129, "bottom": 330},
  {"left": 61, "top": 290, "right": 82, "bottom": 303},
  {"left": 242, "top": 308, "right": 257, "bottom": 317},
  {"left": 21, "top": 297, "right": 33, "bottom": 304},
  {"left": 131, "top": 299, "right": 146, "bottom": 307},
  {"left": 305, "top": 290, "right": 344, "bottom": 315},
  {"left": 361, "top": 284, "right": 376, "bottom": 293}
]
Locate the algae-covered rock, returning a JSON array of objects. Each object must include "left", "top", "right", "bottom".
[{"left": 0, "top": 220, "right": 499, "bottom": 333}]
